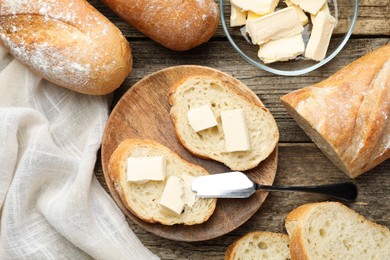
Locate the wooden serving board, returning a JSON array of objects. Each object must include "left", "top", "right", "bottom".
[{"left": 101, "top": 65, "right": 277, "bottom": 242}]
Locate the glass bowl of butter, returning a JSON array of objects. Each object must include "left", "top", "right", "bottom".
[{"left": 219, "top": 0, "right": 358, "bottom": 76}]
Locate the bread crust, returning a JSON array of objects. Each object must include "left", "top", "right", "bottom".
[
  {"left": 169, "top": 74, "right": 267, "bottom": 109},
  {"left": 225, "top": 231, "right": 289, "bottom": 260},
  {"left": 281, "top": 44, "right": 390, "bottom": 178},
  {"left": 169, "top": 75, "right": 279, "bottom": 171},
  {"left": 101, "top": 0, "right": 220, "bottom": 51},
  {"left": 109, "top": 139, "right": 217, "bottom": 225},
  {"left": 0, "top": 0, "right": 132, "bottom": 95},
  {"left": 285, "top": 202, "right": 390, "bottom": 260}
]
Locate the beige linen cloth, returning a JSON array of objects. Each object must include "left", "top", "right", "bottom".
[{"left": 0, "top": 45, "right": 159, "bottom": 259}]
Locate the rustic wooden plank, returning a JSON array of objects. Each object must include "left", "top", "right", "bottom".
[
  {"left": 94, "top": 144, "right": 390, "bottom": 260},
  {"left": 110, "top": 37, "right": 388, "bottom": 143},
  {"left": 88, "top": 0, "right": 390, "bottom": 37}
]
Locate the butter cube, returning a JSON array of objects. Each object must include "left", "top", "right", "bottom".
[
  {"left": 221, "top": 109, "right": 250, "bottom": 152},
  {"left": 247, "top": 11, "right": 264, "bottom": 22},
  {"left": 246, "top": 7, "right": 304, "bottom": 45},
  {"left": 284, "top": 0, "right": 309, "bottom": 26},
  {"left": 188, "top": 104, "right": 218, "bottom": 132},
  {"left": 230, "top": 3, "right": 247, "bottom": 27},
  {"left": 290, "top": 0, "right": 301, "bottom": 5},
  {"left": 258, "top": 34, "right": 305, "bottom": 63},
  {"left": 159, "top": 176, "right": 185, "bottom": 216},
  {"left": 245, "top": 11, "right": 265, "bottom": 32},
  {"left": 311, "top": 2, "right": 331, "bottom": 25},
  {"left": 305, "top": 11, "right": 336, "bottom": 61},
  {"left": 181, "top": 174, "right": 198, "bottom": 207},
  {"left": 127, "top": 156, "right": 166, "bottom": 183},
  {"left": 299, "top": 0, "right": 326, "bottom": 15},
  {"left": 230, "top": 0, "right": 279, "bottom": 15}
]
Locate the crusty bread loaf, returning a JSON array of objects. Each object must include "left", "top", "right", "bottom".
[
  {"left": 285, "top": 202, "right": 390, "bottom": 260},
  {"left": 281, "top": 44, "right": 390, "bottom": 178},
  {"left": 169, "top": 76, "right": 279, "bottom": 171},
  {"left": 0, "top": 0, "right": 132, "bottom": 95},
  {"left": 225, "top": 231, "right": 290, "bottom": 260},
  {"left": 100, "top": 0, "right": 219, "bottom": 51},
  {"left": 109, "top": 139, "right": 216, "bottom": 225}
]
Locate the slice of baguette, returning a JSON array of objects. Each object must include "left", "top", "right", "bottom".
[
  {"left": 285, "top": 202, "right": 390, "bottom": 259},
  {"left": 225, "top": 231, "right": 290, "bottom": 260},
  {"left": 169, "top": 76, "right": 279, "bottom": 171},
  {"left": 109, "top": 139, "right": 217, "bottom": 225}
]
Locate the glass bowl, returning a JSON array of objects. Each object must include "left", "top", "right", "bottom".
[{"left": 219, "top": 0, "right": 358, "bottom": 76}]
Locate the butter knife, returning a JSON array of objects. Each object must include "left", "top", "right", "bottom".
[{"left": 192, "top": 172, "right": 358, "bottom": 201}]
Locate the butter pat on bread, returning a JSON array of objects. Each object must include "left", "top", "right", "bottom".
[
  {"left": 221, "top": 109, "right": 251, "bottom": 152},
  {"left": 159, "top": 176, "right": 185, "bottom": 216},
  {"left": 109, "top": 139, "right": 216, "bottom": 225},
  {"left": 188, "top": 104, "right": 218, "bottom": 132},
  {"left": 127, "top": 156, "right": 166, "bottom": 183}
]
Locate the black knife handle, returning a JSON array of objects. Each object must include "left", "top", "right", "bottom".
[{"left": 256, "top": 182, "right": 358, "bottom": 201}]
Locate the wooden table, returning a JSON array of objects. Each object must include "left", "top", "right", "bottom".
[{"left": 90, "top": 1, "right": 390, "bottom": 259}]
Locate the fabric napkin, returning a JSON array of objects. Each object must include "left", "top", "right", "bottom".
[{"left": 0, "top": 45, "right": 159, "bottom": 259}]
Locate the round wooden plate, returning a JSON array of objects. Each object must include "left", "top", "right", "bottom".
[{"left": 101, "top": 65, "right": 277, "bottom": 242}]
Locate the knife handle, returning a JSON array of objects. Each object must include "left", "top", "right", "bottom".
[{"left": 256, "top": 182, "right": 358, "bottom": 201}]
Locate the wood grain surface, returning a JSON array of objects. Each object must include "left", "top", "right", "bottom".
[
  {"left": 89, "top": 0, "right": 390, "bottom": 259},
  {"left": 102, "top": 66, "right": 278, "bottom": 241},
  {"left": 89, "top": 0, "right": 390, "bottom": 36}
]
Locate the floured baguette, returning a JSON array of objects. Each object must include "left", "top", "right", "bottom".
[
  {"left": 225, "top": 231, "right": 290, "bottom": 260},
  {"left": 109, "top": 139, "right": 216, "bottom": 225},
  {"left": 281, "top": 44, "right": 390, "bottom": 178},
  {"left": 285, "top": 202, "right": 390, "bottom": 260},
  {"left": 169, "top": 76, "right": 279, "bottom": 171},
  {"left": 100, "top": 0, "right": 219, "bottom": 51}
]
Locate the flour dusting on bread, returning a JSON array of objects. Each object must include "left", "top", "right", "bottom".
[{"left": 0, "top": 0, "right": 132, "bottom": 95}]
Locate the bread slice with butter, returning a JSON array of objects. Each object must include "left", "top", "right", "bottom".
[
  {"left": 225, "top": 231, "right": 290, "bottom": 260},
  {"left": 169, "top": 76, "right": 279, "bottom": 171},
  {"left": 109, "top": 139, "right": 216, "bottom": 225},
  {"left": 285, "top": 202, "right": 390, "bottom": 259}
]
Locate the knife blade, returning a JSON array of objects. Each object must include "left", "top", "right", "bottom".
[{"left": 191, "top": 172, "right": 358, "bottom": 201}]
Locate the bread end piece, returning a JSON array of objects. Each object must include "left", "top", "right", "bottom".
[
  {"left": 225, "top": 231, "right": 290, "bottom": 260},
  {"left": 0, "top": 0, "right": 132, "bottom": 95},
  {"left": 169, "top": 75, "right": 279, "bottom": 171},
  {"left": 285, "top": 202, "right": 390, "bottom": 260},
  {"left": 109, "top": 139, "right": 216, "bottom": 225},
  {"left": 281, "top": 44, "right": 390, "bottom": 178}
]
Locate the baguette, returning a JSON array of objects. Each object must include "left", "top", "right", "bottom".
[
  {"left": 169, "top": 76, "right": 279, "bottom": 171},
  {"left": 100, "top": 0, "right": 219, "bottom": 51},
  {"left": 0, "top": 0, "right": 132, "bottom": 95},
  {"left": 109, "top": 139, "right": 216, "bottom": 225},
  {"left": 285, "top": 202, "right": 390, "bottom": 259},
  {"left": 281, "top": 44, "right": 390, "bottom": 178},
  {"left": 225, "top": 231, "right": 290, "bottom": 260}
]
